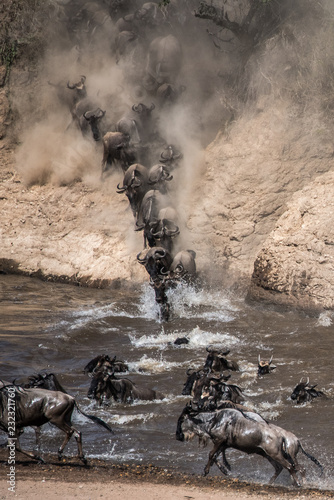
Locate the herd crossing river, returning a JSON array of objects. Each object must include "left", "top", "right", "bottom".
[{"left": 0, "top": 274, "right": 333, "bottom": 490}]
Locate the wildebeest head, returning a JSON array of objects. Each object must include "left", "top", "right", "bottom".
[
  {"left": 160, "top": 144, "right": 183, "bottom": 168},
  {"left": 258, "top": 354, "right": 276, "bottom": 376},
  {"left": 116, "top": 163, "right": 149, "bottom": 216},
  {"left": 148, "top": 164, "right": 173, "bottom": 193},
  {"left": 134, "top": 2, "right": 165, "bottom": 26},
  {"left": 132, "top": 102, "right": 155, "bottom": 122},
  {"left": 167, "top": 250, "right": 197, "bottom": 283},
  {"left": 204, "top": 346, "right": 239, "bottom": 372},
  {"left": 290, "top": 377, "right": 325, "bottom": 404},
  {"left": 137, "top": 246, "right": 173, "bottom": 282},
  {"left": 83, "top": 108, "right": 106, "bottom": 141},
  {"left": 24, "top": 372, "right": 67, "bottom": 393},
  {"left": 66, "top": 75, "right": 87, "bottom": 101}
]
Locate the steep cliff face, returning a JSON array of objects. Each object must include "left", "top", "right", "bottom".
[
  {"left": 1, "top": 1, "right": 334, "bottom": 312},
  {"left": 248, "top": 171, "right": 334, "bottom": 311}
]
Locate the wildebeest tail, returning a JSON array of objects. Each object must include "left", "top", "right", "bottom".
[
  {"left": 299, "top": 443, "right": 323, "bottom": 475},
  {"left": 75, "top": 404, "right": 113, "bottom": 433}
]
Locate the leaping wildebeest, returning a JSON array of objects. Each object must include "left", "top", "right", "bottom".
[
  {"left": 0, "top": 384, "right": 112, "bottom": 464},
  {"left": 176, "top": 403, "right": 323, "bottom": 486}
]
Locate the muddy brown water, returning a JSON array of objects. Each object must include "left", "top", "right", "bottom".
[{"left": 0, "top": 274, "right": 333, "bottom": 490}]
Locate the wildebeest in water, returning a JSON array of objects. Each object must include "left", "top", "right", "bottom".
[
  {"left": 176, "top": 403, "right": 323, "bottom": 486},
  {"left": 0, "top": 384, "right": 112, "bottom": 463}
]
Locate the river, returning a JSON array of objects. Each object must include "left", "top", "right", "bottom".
[{"left": 0, "top": 274, "right": 333, "bottom": 489}]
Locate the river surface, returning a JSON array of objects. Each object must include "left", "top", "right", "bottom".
[{"left": 0, "top": 274, "right": 333, "bottom": 490}]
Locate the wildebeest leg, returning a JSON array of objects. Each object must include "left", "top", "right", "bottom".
[
  {"left": 13, "top": 431, "right": 44, "bottom": 462},
  {"left": 56, "top": 422, "right": 86, "bottom": 464},
  {"left": 266, "top": 452, "right": 301, "bottom": 487},
  {"left": 266, "top": 456, "right": 284, "bottom": 484},
  {"left": 204, "top": 442, "right": 226, "bottom": 476},
  {"left": 215, "top": 448, "right": 231, "bottom": 473}
]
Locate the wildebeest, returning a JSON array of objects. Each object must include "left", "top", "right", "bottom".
[
  {"left": 116, "top": 102, "right": 156, "bottom": 145},
  {"left": 48, "top": 75, "right": 87, "bottom": 111},
  {"left": 148, "top": 214, "right": 180, "bottom": 255},
  {"left": 137, "top": 246, "right": 174, "bottom": 321},
  {"left": 24, "top": 372, "right": 68, "bottom": 393},
  {"left": 164, "top": 250, "right": 197, "bottom": 284},
  {"left": 156, "top": 82, "right": 186, "bottom": 107},
  {"left": 79, "top": 108, "right": 106, "bottom": 141},
  {"left": 88, "top": 372, "right": 165, "bottom": 405},
  {"left": 116, "top": 162, "right": 149, "bottom": 217},
  {"left": 147, "top": 164, "right": 173, "bottom": 193},
  {"left": 84, "top": 354, "right": 128, "bottom": 375},
  {"left": 258, "top": 354, "right": 276, "bottom": 376},
  {"left": 204, "top": 346, "right": 239, "bottom": 372},
  {"left": 290, "top": 377, "right": 326, "bottom": 404},
  {"left": 160, "top": 144, "right": 183, "bottom": 169},
  {"left": 101, "top": 131, "right": 136, "bottom": 176},
  {"left": 143, "top": 35, "right": 182, "bottom": 92},
  {"left": 176, "top": 404, "right": 323, "bottom": 486},
  {"left": 135, "top": 189, "right": 171, "bottom": 248},
  {"left": 181, "top": 368, "right": 242, "bottom": 406},
  {"left": 137, "top": 246, "right": 173, "bottom": 283},
  {"left": 0, "top": 384, "right": 112, "bottom": 463}
]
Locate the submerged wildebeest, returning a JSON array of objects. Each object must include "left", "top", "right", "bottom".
[
  {"left": 0, "top": 384, "right": 112, "bottom": 463},
  {"left": 83, "top": 354, "right": 128, "bottom": 375},
  {"left": 88, "top": 372, "right": 165, "bottom": 405},
  {"left": 290, "top": 377, "right": 326, "bottom": 404},
  {"left": 204, "top": 346, "right": 239, "bottom": 373},
  {"left": 258, "top": 354, "right": 276, "bottom": 376},
  {"left": 181, "top": 369, "right": 243, "bottom": 407},
  {"left": 176, "top": 404, "right": 323, "bottom": 486}
]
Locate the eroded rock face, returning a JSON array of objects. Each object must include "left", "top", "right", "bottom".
[{"left": 248, "top": 171, "right": 334, "bottom": 311}]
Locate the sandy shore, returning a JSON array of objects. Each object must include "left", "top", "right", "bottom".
[{"left": 0, "top": 454, "right": 333, "bottom": 500}]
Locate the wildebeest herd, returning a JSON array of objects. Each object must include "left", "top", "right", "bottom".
[
  {"left": 0, "top": 345, "right": 328, "bottom": 486},
  {"left": 47, "top": 1, "right": 202, "bottom": 322}
]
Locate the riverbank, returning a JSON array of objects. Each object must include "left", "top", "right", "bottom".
[{"left": 0, "top": 455, "right": 333, "bottom": 500}]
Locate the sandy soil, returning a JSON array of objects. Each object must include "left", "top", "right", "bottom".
[{"left": 0, "top": 453, "right": 333, "bottom": 500}]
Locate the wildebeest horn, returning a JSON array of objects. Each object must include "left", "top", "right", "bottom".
[
  {"left": 258, "top": 354, "right": 261, "bottom": 364},
  {"left": 186, "top": 368, "right": 196, "bottom": 376},
  {"left": 150, "top": 102, "right": 155, "bottom": 111},
  {"left": 154, "top": 248, "right": 167, "bottom": 258},
  {"left": 135, "top": 221, "right": 145, "bottom": 231},
  {"left": 95, "top": 108, "right": 106, "bottom": 119},
  {"left": 136, "top": 250, "right": 148, "bottom": 263},
  {"left": 206, "top": 345, "right": 214, "bottom": 353},
  {"left": 132, "top": 103, "right": 144, "bottom": 112},
  {"left": 80, "top": 75, "right": 86, "bottom": 83},
  {"left": 269, "top": 355, "right": 273, "bottom": 365},
  {"left": 299, "top": 376, "right": 309, "bottom": 385},
  {"left": 165, "top": 223, "right": 180, "bottom": 236},
  {"left": 150, "top": 227, "right": 163, "bottom": 238},
  {"left": 67, "top": 81, "right": 75, "bottom": 89},
  {"left": 116, "top": 183, "right": 126, "bottom": 193}
]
